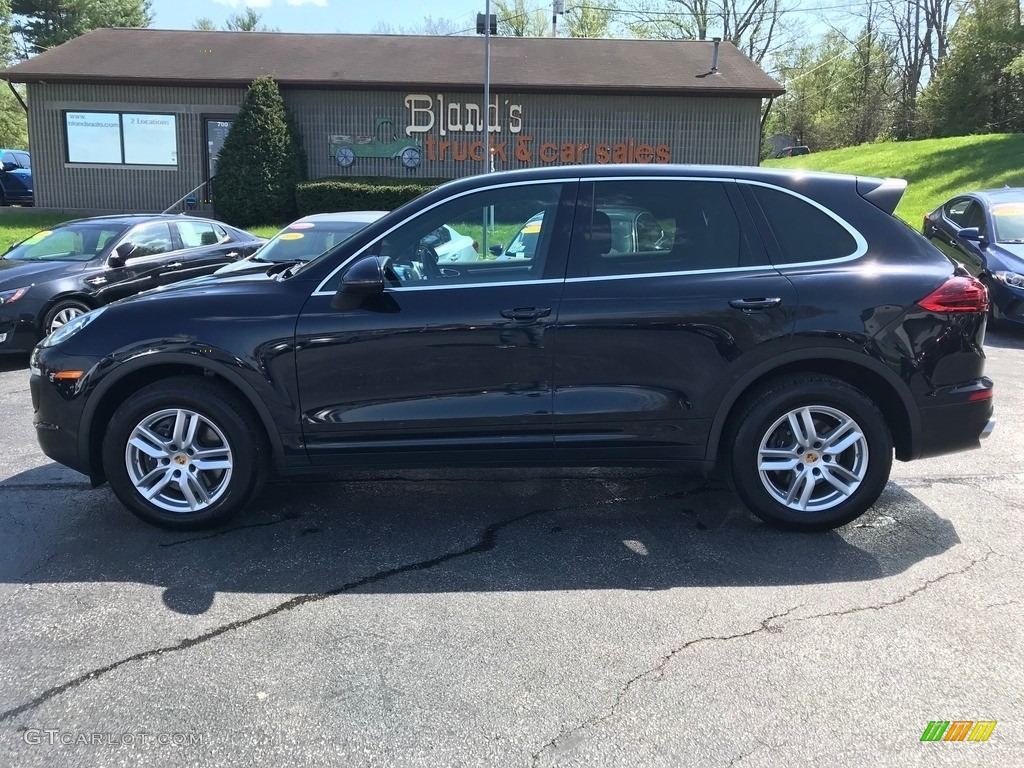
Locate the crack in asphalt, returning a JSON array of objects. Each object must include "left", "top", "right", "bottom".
[
  {"left": 0, "top": 486, "right": 700, "bottom": 724},
  {"left": 725, "top": 741, "right": 770, "bottom": 768},
  {"left": 530, "top": 552, "right": 992, "bottom": 766},
  {"left": 0, "top": 482, "right": 92, "bottom": 492},
  {"left": 530, "top": 605, "right": 804, "bottom": 767},
  {"left": 158, "top": 511, "right": 305, "bottom": 548}
]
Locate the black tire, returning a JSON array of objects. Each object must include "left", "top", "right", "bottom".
[
  {"left": 726, "top": 375, "right": 893, "bottom": 531},
  {"left": 980, "top": 275, "right": 999, "bottom": 328},
  {"left": 102, "top": 376, "right": 269, "bottom": 530},
  {"left": 41, "top": 298, "right": 92, "bottom": 338}
]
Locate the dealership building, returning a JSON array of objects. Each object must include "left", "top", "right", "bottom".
[{"left": 1, "top": 28, "right": 783, "bottom": 212}]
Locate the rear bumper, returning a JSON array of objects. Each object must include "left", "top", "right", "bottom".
[{"left": 914, "top": 382, "right": 994, "bottom": 460}]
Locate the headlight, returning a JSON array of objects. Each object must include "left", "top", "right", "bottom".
[
  {"left": 0, "top": 287, "right": 28, "bottom": 305},
  {"left": 993, "top": 270, "right": 1024, "bottom": 289},
  {"left": 38, "top": 306, "right": 106, "bottom": 348}
]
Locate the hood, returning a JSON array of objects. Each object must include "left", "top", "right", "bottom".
[
  {"left": 213, "top": 256, "right": 278, "bottom": 277},
  {"left": 992, "top": 242, "right": 1024, "bottom": 265},
  {"left": 122, "top": 268, "right": 278, "bottom": 305},
  {"left": 0, "top": 257, "right": 80, "bottom": 287}
]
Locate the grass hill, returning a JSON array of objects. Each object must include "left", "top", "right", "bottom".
[{"left": 763, "top": 133, "right": 1024, "bottom": 226}]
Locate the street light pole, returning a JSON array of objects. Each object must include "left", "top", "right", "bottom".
[{"left": 483, "top": 0, "right": 492, "bottom": 175}]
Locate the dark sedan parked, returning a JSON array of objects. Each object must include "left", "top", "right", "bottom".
[
  {"left": 924, "top": 188, "right": 1024, "bottom": 326},
  {"left": 30, "top": 166, "right": 993, "bottom": 533},
  {"left": 0, "top": 214, "right": 263, "bottom": 351}
]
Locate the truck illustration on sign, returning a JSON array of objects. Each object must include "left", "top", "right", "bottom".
[{"left": 329, "top": 118, "right": 422, "bottom": 169}]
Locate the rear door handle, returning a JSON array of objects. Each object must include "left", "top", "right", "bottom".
[
  {"left": 165, "top": 262, "right": 183, "bottom": 270},
  {"left": 729, "top": 297, "right": 782, "bottom": 311},
  {"left": 500, "top": 307, "right": 552, "bottom": 321}
]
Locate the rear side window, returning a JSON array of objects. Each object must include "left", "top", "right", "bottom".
[
  {"left": 177, "top": 221, "right": 227, "bottom": 248},
  {"left": 749, "top": 185, "right": 859, "bottom": 264},
  {"left": 575, "top": 179, "right": 762, "bottom": 278}
]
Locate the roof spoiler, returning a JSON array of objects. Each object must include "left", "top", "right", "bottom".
[{"left": 857, "top": 176, "right": 907, "bottom": 216}]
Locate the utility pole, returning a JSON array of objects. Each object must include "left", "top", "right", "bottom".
[
  {"left": 477, "top": 2, "right": 496, "bottom": 174},
  {"left": 552, "top": 0, "right": 564, "bottom": 38}
]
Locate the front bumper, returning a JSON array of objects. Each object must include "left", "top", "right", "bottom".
[
  {"left": 29, "top": 347, "right": 94, "bottom": 477},
  {"left": 990, "top": 279, "right": 1024, "bottom": 325}
]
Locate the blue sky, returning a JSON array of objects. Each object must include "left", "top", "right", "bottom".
[{"left": 150, "top": 0, "right": 489, "bottom": 34}]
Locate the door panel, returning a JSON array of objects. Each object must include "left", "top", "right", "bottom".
[
  {"left": 552, "top": 179, "right": 795, "bottom": 460},
  {"left": 294, "top": 179, "right": 576, "bottom": 462}
]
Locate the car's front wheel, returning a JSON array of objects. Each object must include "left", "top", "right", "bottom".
[
  {"left": 102, "top": 377, "right": 268, "bottom": 530},
  {"left": 728, "top": 375, "right": 892, "bottom": 531},
  {"left": 42, "top": 299, "right": 91, "bottom": 337}
]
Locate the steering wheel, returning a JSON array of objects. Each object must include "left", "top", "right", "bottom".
[{"left": 415, "top": 244, "right": 442, "bottom": 281}]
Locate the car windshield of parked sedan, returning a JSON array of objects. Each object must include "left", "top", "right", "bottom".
[
  {"left": 991, "top": 203, "right": 1024, "bottom": 243},
  {"left": 253, "top": 221, "right": 374, "bottom": 263},
  {"left": 3, "top": 222, "right": 129, "bottom": 262}
]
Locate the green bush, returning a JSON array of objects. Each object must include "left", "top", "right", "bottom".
[
  {"left": 295, "top": 177, "right": 449, "bottom": 216},
  {"left": 213, "top": 76, "right": 305, "bottom": 227}
]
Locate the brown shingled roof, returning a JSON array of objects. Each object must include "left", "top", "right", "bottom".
[{"left": 1, "top": 28, "right": 784, "bottom": 97}]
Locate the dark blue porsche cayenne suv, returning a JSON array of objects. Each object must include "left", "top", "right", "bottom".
[{"left": 29, "top": 166, "right": 995, "bottom": 532}]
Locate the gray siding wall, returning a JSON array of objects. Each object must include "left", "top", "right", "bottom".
[
  {"left": 28, "top": 83, "right": 244, "bottom": 210},
  {"left": 28, "top": 83, "right": 762, "bottom": 211}
]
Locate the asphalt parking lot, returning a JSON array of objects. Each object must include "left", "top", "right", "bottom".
[{"left": 0, "top": 330, "right": 1022, "bottom": 767}]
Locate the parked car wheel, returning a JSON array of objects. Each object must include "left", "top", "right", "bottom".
[
  {"left": 101, "top": 377, "right": 268, "bottom": 530},
  {"left": 728, "top": 375, "right": 892, "bottom": 531},
  {"left": 43, "top": 299, "right": 92, "bottom": 337}
]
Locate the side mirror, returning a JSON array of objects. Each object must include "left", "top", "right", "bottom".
[
  {"left": 959, "top": 227, "right": 985, "bottom": 244},
  {"left": 420, "top": 234, "right": 441, "bottom": 248},
  {"left": 489, "top": 243, "right": 504, "bottom": 256},
  {"left": 0, "top": 161, "right": 16, "bottom": 172},
  {"left": 332, "top": 255, "right": 384, "bottom": 310},
  {"left": 108, "top": 243, "right": 134, "bottom": 267}
]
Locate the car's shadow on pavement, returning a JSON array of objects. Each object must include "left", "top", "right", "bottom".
[
  {"left": 0, "top": 465, "right": 959, "bottom": 614},
  {"left": 0, "top": 352, "right": 29, "bottom": 373}
]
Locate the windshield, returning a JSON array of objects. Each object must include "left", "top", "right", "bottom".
[
  {"left": 991, "top": 203, "right": 1024, "bottom": 243},
  {"left": 255, "top": 221, "right": 374, "bottom": 263},
  {"left": 3, "top": 222, "right": 128, "bottom": 262}
]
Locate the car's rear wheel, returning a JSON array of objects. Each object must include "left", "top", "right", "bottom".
[
  {"left": 102, "top": 377, "right": 268, "bottom": 530},
  {"left": 727, "top": 375, "right": 892, "bottom": 531},
  {"left": 42, "top": 299, "right": 91, "bottom": 337}
]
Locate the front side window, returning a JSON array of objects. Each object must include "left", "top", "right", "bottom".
[
  {"left": 14, "top": 152, "right": 30, "bottom": 168},
  {"left": 574, "top": 180, "right": 759, "bottom": 277},
  {"left": 120, "top": 223, "right": 174, "bottom": 259},
  {"left": 372, "top": 182, "right": 567, "bottom": 287}
]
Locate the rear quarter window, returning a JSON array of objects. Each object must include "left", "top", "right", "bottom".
[{"left": 749, "top": 185, "right": 860, "bottom": 264}]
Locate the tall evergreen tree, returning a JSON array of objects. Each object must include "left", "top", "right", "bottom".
[
  {"left": 11, "top": 0, "right": 152, "bottom": 56},
  {"left": 213, "top": 76, "right": 305, "bottom": 227}
]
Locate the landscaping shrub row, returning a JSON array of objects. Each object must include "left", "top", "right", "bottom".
[{"left": 295, "top": 177, "right": 450, "bottom": 216}]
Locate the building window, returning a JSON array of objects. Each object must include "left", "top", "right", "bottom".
[{"left": 64, "top": 111, "right": 177, "bottom": 166}]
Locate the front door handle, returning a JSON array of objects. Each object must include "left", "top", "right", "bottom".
[
  {"left": 729, "top": 297, "right": 782, "bottom": 311},
  {"left": 500, "top": 307, "right": 552, "bottom": 321},
  {"left": 165, "top": 262, "right": 183, "bottom": 270}
]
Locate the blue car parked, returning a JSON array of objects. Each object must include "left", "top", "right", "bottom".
[
  {"left": 0, "top": 149, "right": 32, "bottom": 206},
  {"left": 924, "top": 188, "right": 1024, "bottom": 327}
]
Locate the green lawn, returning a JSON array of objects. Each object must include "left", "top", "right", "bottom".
[{"left": 762, "top": 133, "right": 1024, "bottom": 226}]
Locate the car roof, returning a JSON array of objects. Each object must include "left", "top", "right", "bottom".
[
  {"left": 57, "top": 213, "right": 235, "bottom": 228},
  {"left": 972, "top": 188, "right": 1024, "bottom": 204},
  {"left": 0, "top": 148, "right": 29, "bottom": 153},
  {"left": 290, "top": 211, "right": 389, "bottom": 225}
]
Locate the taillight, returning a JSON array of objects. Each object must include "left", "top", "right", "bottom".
[{"left": 917, "top": 276, "right": 989, "bottom": 313}]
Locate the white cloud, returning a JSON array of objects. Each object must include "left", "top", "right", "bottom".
[
  {"left": 212, "top": 0, "right": 274, "bottom": 8},
  {"left": 286, "top": 0, "right": 328, "bottom": 6}
]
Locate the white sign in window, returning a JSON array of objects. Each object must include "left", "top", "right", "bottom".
[
  {"left": 123, "top": 114, "right": 177, "bottom": 166},
  {"left": 65, "top": 112, "right": 122, "bottom": 164}
]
